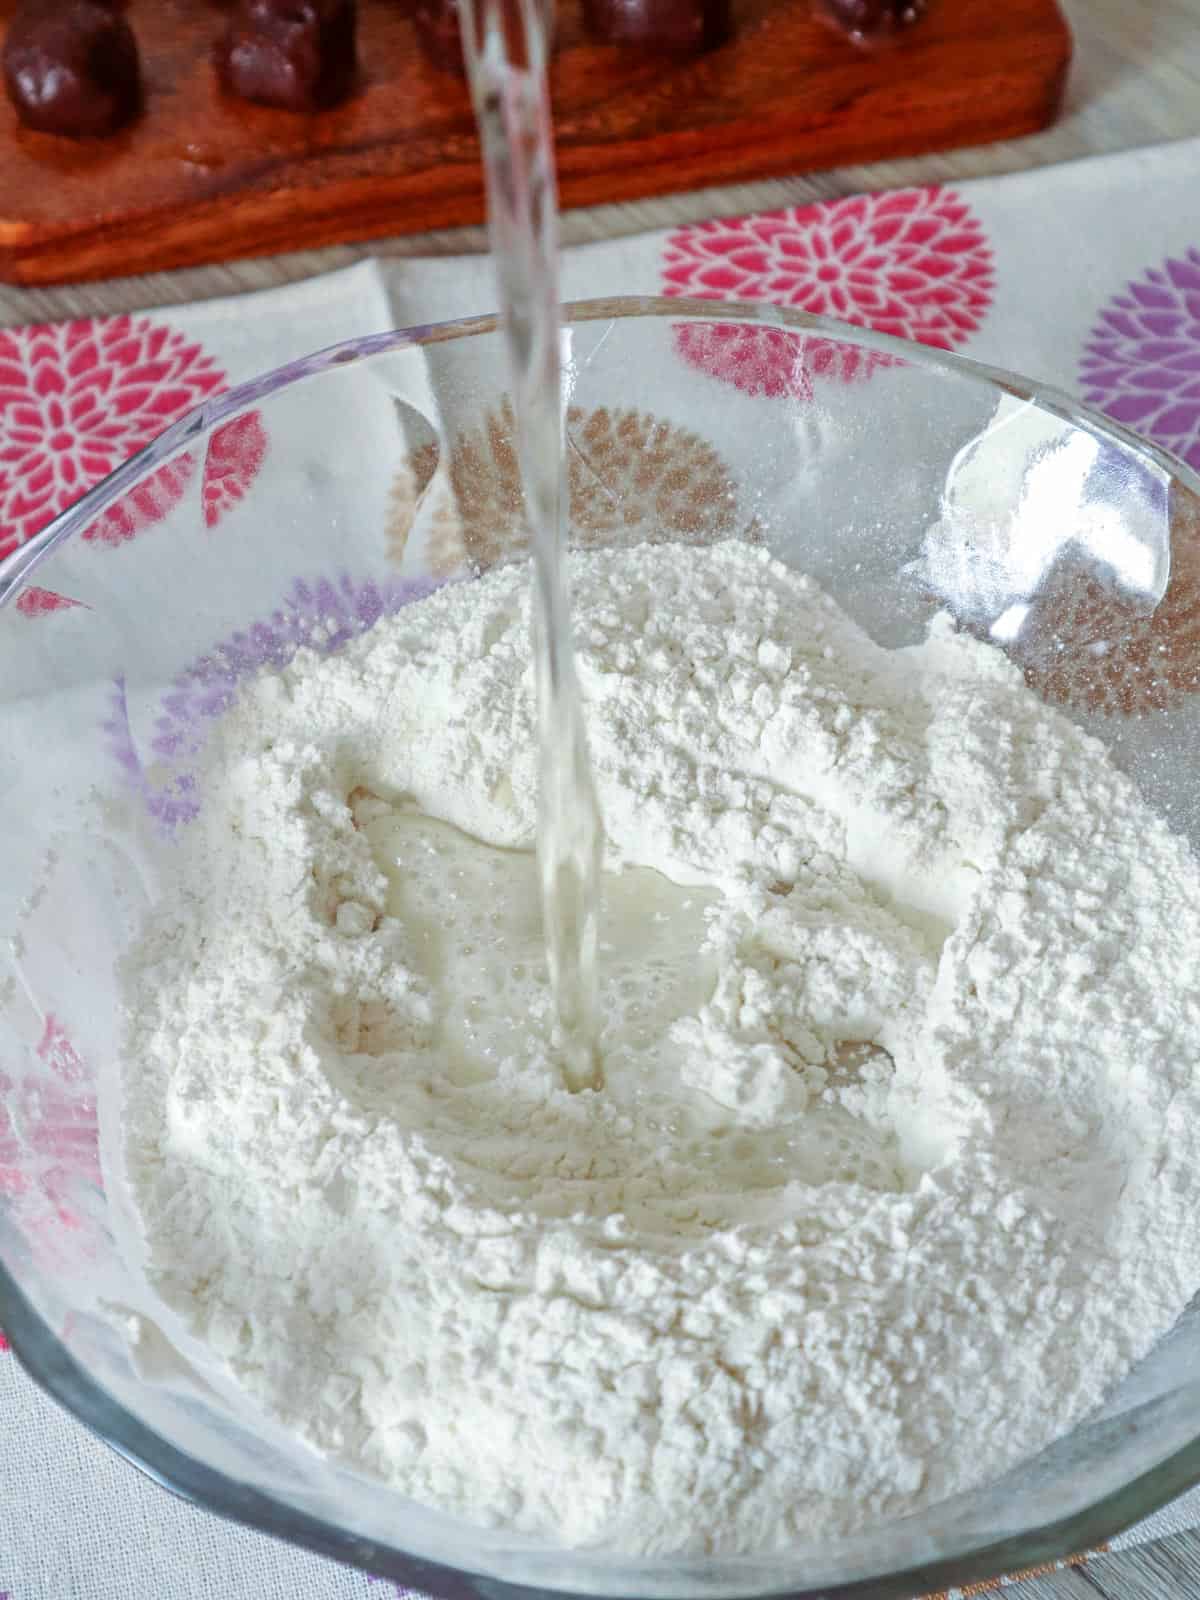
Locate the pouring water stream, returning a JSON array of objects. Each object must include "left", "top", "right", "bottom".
[{"left": 459, "top": 0, "right": 604, "bottom": 1092}]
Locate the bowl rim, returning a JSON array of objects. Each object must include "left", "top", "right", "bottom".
[
  {"left": 3, "top": 292, "right": 1199, "bottom": 605},
  {"left": 3, "top": 293, "right": 1200, "bottom": 1600},
  {"left": 6, "top": 1255, "right": 1195, "bottom": 1600}
]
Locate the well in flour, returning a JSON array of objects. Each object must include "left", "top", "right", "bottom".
[{"left": 113, "top": 539, "right": 1200, "bottom": 1556}]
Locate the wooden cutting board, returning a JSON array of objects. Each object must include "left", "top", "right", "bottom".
[{"left": 0, "top": 0, "right": 1070, "bottom": 286}]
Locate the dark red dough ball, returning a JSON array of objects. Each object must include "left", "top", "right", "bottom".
[
  {"left": 3, "top": 0, "right": 142, "bottom": 137},
  {"left": 218, "top": 0, "right": 358, "bottom": 111},
  {"left": 582, "top": 0, "right": 730, "bottom": 51},
  {"left": 815, "top": 0, "right": 929, "bottom": 40}
]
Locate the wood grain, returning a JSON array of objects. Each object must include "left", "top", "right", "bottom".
[{"left": 0, "top": 0, "right": 1070, "bottom": 285}]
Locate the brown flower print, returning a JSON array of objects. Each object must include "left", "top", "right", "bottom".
[
  {"left": 385, "top": 438, "right": 439, "bottom": 569},
  {"left": 999, "top": 482, "right": 1200, "bottom": 717},
  {"left": 387, "top": 401, "right": 743, "bottom": 578}
]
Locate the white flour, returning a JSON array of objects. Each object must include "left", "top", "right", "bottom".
[{"left": 115, "top": 540, "right": 1200, "bottom": 1555}]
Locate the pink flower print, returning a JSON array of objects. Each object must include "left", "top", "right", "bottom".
[
  {"left": 14, "top": 586, "right": 85, "bottom": 617},
  {"left": 84, "top": 453, "right": 199, "bottom": 548},
  {"left": 1081, "top": 248, "right": 1200, "bottom": 472},
  {"left": 203, "top": 411, "right": 268, "bottom": 528},
  {"left": 0, "top": 315, "right": 224, "bottom": 560},
  {"left": 665, "top": 322, "right": 815, "bottom": 402},
  {"left": 662, "top": 187, "right": 994, "bottom": 398},
  {"left": 36, "top": 1014, "right": 89, "bottom": 1087},
  {"left": 0, "top": 1014, "right": 99, "bottom": 1231},
  {"left": 0, "top": 1328, "right": 8, "bottom": 1351},
  {"left": 81, "top": 411, "right": 268, "bottom": 544},
  {"left": 0, "top": 315, "right": 268, "bottom": 558}
]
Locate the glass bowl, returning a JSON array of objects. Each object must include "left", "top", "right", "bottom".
[{"left": 2, "top": 296, "right": 1200, "bottom": 1600}]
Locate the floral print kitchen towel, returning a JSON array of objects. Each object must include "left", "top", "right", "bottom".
[{"left": 4, "top": 139, "right": 1200, "bottom": 1600}]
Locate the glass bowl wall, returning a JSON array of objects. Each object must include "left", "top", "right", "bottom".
[{"left": 1, "top": 297, "right": 1199, "bottom": 1600}]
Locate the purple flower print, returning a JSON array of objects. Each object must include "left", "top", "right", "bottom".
[
  {"left": 105, "top": 571, "right": 442, "bottom": 827},
  {"left": 1080, "top": 248, "right": 1200, "bottom": 471}
]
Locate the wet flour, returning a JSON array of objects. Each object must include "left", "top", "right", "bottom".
[{"left": 115, "top": 541, "right": 1200, "bottom": 1554}]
